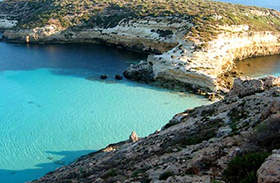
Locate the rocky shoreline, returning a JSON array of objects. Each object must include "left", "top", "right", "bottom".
[
  {"left": 29, "top": 76, "right": 280, "bottom": 183},
  {"left": 123, "top": 60, "right": 228, "bottom": 101},
  {"left": 2, "top": 24, "right": 280, "bottom": 93}
]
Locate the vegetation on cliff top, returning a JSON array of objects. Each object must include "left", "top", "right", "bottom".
[{"left": 1, "top": 0, "right": 280, "bottom": 41}]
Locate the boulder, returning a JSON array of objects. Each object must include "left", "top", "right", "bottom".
[
  {"left": 257, "top": 149, "right": 280, "bottom": 183},
  {"left": 100, "top": 75, "right": 107, "bottom": 79},
  {"left": 229, "top": 76, "right": 280, "bottom": 97},
  {"left": 129, "top": 131, "right": 139, "bottom": 142},
  {"left": 115, "top": 74, "right": 123, "bottom": 80}
]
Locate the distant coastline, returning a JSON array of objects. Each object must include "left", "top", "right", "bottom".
[{"left": 218, "top": 0, "right": 280, "bottom": 11}]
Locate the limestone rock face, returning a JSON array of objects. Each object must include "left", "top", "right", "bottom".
[
  {"left": 2, "top": 17, "right": 181, "bottom": 53},
  {"left": 123, "top": 61, "right": 155, "bottom": 83},
  {"left": 257, "top": 149, "right": 280, "bottom": 183},
  {"left": 122, "top": 28, "right": 280, "bottom": 92}
]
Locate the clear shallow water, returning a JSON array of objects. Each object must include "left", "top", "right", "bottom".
[
  {"left": 0, "top": 42, "right": 210, "bottom": 182},
  {"left": 236, "top": 55, "right": 280, "bottom": 78}
]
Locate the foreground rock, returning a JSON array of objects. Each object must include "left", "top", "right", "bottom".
[{"left": 31, "top": 76, "right": 280, "bottom": 183}]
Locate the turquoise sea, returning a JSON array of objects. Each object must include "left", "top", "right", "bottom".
[{"left": 0, "top": 42, "right": 211, "bottom": 182}]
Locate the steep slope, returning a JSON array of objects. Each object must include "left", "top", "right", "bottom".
[
  {"left": 1, "top": 0, "right": 280, "bottom": 91},
  {"left": 30, "top": 76, "right": 280, "bottom": 183}
]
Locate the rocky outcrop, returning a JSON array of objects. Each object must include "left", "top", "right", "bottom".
[
  {"left": 31, "top": 76, "right": 280, "bottom": 183},
  {"left": 123, "top": 61, "right": 155, "bottom": 83},
  {"left": 129, "top": 131, "right": 139, "bottom": 143},
  {"left": 0, "top": 19, "right": 17, "bottom": 29},
  {"left": 3, "top": 20, "right": 280, "bottom": 92}
]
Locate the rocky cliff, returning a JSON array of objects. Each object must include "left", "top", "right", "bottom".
[
  {"left": 2, "top": 17, "right": 182, "bottom": 53},
  {"left": 147, "top": 29, "right": 280, "bottom": 92},
  {"left": 30, "top": 76, "right": 280, "bottom": 183},
  {"left": 1, "top": 0, "right": 280, "bottom": 91}
]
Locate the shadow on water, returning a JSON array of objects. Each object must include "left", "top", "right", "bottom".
[
  {"left": 0, "top": 149, "right": 95, "bottom": 183},
  {"left": 0, "top": 42, "right": 147, "bottom": 73},
  {"left": 0, "top": 41, "right": 190, "bottom": 95},
  {"left": 0, "top": 42, "right": 178, "bottom": 92}
]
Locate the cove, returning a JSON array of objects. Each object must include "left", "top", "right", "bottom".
[
  {"left": 215, "top": 0, "right": 280, "bottom": 78},
  {"left": 0, "top": 42, "right": 210, "bottom": 182}
]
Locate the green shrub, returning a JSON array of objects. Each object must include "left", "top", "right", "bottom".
[
  {"left": 103, "top": 169, "right": 117, "bottom": 178},
  {"left": 223, "top": 152, "right": 270, "bottom": 183}
]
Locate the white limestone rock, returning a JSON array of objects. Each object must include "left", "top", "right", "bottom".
[
  {"left": 129, "top": 131, "right": 139, "bottom": 142},
  {"left": 0, "top": 18, "right": 17, "bottom": 29}
]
